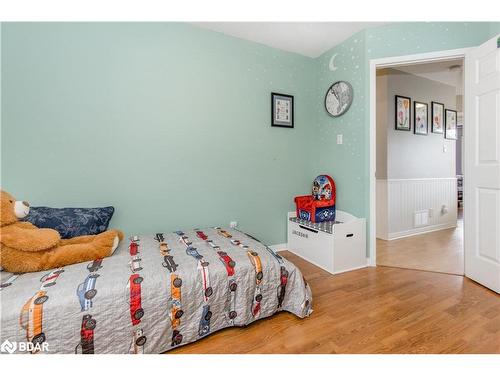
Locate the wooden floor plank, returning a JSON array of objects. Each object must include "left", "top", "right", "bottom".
[
  {"left": 377, "top": 215, "right": 464, "bottom": 275},
  {"left": 170, "top": 251, "right": 499, "bottom": 354}
]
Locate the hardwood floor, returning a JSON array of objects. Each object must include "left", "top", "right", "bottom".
[
  {"left": 171, "top": 251, "right": 499, "bottom": 354},
  {"left": 377, "top": 216, "right": 464, "bottom": 275}
]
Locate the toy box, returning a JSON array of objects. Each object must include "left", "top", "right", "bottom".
[
  {"left": 294, "top": 175, "right": 336, "bottom": 223},
  {"left": 287, "top": 210, "right": 366, "bottom": 275}
]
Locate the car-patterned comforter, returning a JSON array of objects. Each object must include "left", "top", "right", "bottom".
[{"left": 0, "top": 227, "right": 312, "bottom": 354}]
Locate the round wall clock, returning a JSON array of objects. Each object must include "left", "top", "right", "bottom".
[{"left": 324, "top": 81, "right": 354, "bottom": 117}]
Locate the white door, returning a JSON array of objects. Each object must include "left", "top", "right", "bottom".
[{"left": 464, "top": 34, "right": 500, "bottom": 293}]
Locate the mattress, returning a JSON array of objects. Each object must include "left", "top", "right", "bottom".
[{"left": 0, "top": 227, "right": 312, "bottom": 354}]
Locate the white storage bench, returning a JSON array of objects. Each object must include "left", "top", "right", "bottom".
[{"left": 286, "top": 210, "right": 367, "bottom": 275}]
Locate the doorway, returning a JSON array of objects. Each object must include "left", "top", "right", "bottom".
[
  {"left": 369, "top": 37, "right": 500, "bottom": 293},
  {"left": 374, "top": 60, "right": 464, "bottom": 275},
  {"left": 368, "top": 48, "right": 470, "bottom": 276}
]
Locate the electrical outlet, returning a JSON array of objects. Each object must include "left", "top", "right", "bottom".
[
  {"left": 337, "top": 134, "right": 343, "bottom": 145},
  {"left": 230, "top": 221, "right": 238, "bottom": 228}
]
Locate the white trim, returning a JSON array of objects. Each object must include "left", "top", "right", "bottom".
[
  {"left": 387, "top": 223, "right": 458, "bottom": 240},
  {"left": 270, "top": 243, "right": 287, "bottom": 252},
  {"left": 283, "top": 248, "right": 369, "bottom": 275},
  {"left": 385, "top": 177, "right": 457, "bottom": 182},
  {"left": 369, "top": 47, "right": 471, "bottom": 267},
  {"left": 369, "top": 48, "right": 472, "bottom": 68}
]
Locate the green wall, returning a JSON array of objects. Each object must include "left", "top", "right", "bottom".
[
  {"left": 2, "top": 22, "right": 498, "bottom": 248},
  {"left": 489, "top": 22, "right": 500, "bottom": 38},
  {"left": 312, "top": 22, "right": 498, "bottom": 254},
  {"left": 1, "top": 23, "right": 316, "bottom": 244}
]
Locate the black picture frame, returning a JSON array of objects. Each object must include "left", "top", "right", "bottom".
[
  {"left": 271, "top": 92, "right": 294, "bottom": 128},
  {"left": 395, "top": 95, "right": 411, "bottom": 131},
  {"left": 445, "top": 109, "right": 458, "bottom": 140},
  {"left": 431, "top": 101, "right": 445, "bottom": 134},
  {"left": 413, "top": 101, "right": 428, "bottom": 135}
]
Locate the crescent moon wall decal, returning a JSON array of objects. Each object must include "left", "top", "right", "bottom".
[{"left": 329, "top": 53, "right": 338, "bottom": 71}]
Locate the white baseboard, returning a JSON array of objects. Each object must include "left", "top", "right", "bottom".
[
  {"left": 282, "top": 248, "right": 369, "bottom": 275},
  {"left": 270, "top": 243, "right": 287, "bottom": 252},
  {"left": 367, "top": 257, "right": 377, "bottom": 267},
  {"left": 387, "top": 222, "right": 457, "bottom": 240},
  {"left": 283, "top": 248, "right": 331, "bottom": 272}
]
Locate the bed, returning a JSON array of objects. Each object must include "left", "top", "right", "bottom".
[{"left": 0, "top": 227, "right": 312, "bottom": 354}]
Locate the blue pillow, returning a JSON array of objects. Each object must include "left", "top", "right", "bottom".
[{"left": 24, "top": 206, "right": 115, "bottom": 239}]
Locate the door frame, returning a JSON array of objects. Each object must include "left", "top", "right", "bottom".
[{"left": 368, "top": 47, "right": 472, "bottom": 266}]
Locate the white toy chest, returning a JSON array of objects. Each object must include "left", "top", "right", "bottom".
[{"left": 286, "top": 210, "right": 367, "bottom": 275}]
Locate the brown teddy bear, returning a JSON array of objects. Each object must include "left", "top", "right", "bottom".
[{"left": 0, "top": 190, "right": 124, "bottom": 273}]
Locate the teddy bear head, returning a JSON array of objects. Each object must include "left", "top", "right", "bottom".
[{"left": 1, "top": 191, "right": 30, "bottom": 227}]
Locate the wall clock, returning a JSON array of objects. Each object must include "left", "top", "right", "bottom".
[{"left": 325, "top": 81, "right": 354, "bottom": 117}]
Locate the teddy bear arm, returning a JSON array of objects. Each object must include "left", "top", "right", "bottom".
[
  {"left": 13, "top": 221, "right": 39, "bottom": 230},
  {"left": 1, "top": 226, "right": 61, "bottom": 252},
  {"left": 59, "top": 234, "right": 98, "bottom": 245},
  {"left": 11, "top": 221, "right": 39, "bottom": 229}
]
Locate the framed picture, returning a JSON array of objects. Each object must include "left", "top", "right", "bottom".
[
  {"left": 414, "top": 101, "right": 428, "bottom": 135},
  {"left": 457, "top": 112, "right": 464, "bottom": 128},
  {"left": 395, "top": 95, "right": 411, "bottom": 131},
  {"left": 431, "top": 101, "right": 444, "bottom": 134},
  {"left": 271, "top": 92, "right": 294, "bottom": 128},
  {"left": 445, "top": 109, "right": 458, "bottom": 140}
]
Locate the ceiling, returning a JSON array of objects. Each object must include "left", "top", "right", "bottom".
[
  {"left": 192, "top": 22, "right": 386, "bottom": 58},
  {"left": 393, "top": 59, "right": 464, "bottom": 88}
]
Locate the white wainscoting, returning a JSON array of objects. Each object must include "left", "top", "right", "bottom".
[{"left": 376, "top": 178, "right": 458, "bottom": 240}]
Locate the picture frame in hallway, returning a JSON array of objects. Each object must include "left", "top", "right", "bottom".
[
  {"left": 271, "top": 92, "right": 294, "bottom": 128},
  {"left": 395, "top": 95, "right": 411, "bottom": 131},
  {"left": 445, "top": 109, "right": 458, "bottom": 140},
  {"left": 431, "top": 101, "right": 444, "bottom": 134},
  {"left": 414, "top": 101, "right": 428, "bottom": 135}
]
